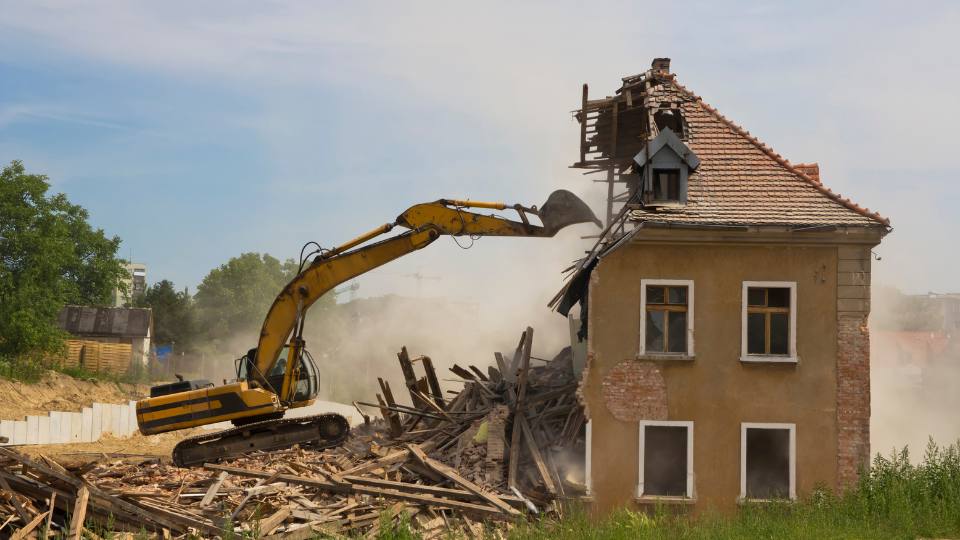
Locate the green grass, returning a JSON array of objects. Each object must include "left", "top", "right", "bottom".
[{"left": 0, "top": 354, "right": 46, "bottom": 382}]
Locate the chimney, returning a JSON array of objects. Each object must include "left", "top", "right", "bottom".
[
  {"left": 651, "top": 58, "right": 671, "bottom": 73},
  {"left": 794, "top": 163, "right": 820, "bottom": 183}
]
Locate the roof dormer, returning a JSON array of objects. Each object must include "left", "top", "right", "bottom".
[{"left": 633, "top": 127, "right": 700, "bottom": 207}]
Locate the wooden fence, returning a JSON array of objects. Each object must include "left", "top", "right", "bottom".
[{"left": 52, "top": 339, "right": 133, "bottom": 375}]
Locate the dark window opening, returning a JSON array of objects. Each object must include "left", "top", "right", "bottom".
[
  {"left": 654, "top": 109, "right": 686, "bottom": 139},
  {"left": 745, "top": 427, "right": 791, "bottom": 499},
  {"left": 746, "top": 287, "right": 791, "bottom": 355},
  {"left": 652, "top": 169, "right": 680, "bottom": 202},
  {"left": 645, "top": 285, "right": 688, "bottom": 354},
  {"left": 643, "top": 425, "right": 689, "bottom": 496}
]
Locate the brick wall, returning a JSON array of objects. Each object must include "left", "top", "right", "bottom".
[
  {"left": 836, "top": 246, "right": 872, "bottom": 487},
  {"left": 601, "top": 360, "right": 667, "bottom": 422}
]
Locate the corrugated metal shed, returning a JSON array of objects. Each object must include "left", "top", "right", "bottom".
[{"left": 57, "top": 306, "right": 152, "bottom": 338}]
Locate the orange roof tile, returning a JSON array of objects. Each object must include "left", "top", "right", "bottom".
[{"left": 628, "top": 71, "right": 890, "bottom": 228}]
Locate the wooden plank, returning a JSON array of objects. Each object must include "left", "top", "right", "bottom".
[
  {"left": 198, "top": 471, "right": 228, "bottom": 508},
  {"left": 340, "top": 475, "right": 519, "bottom": 506},
  {"left": 407, "top": 445, "right": 519, "bottom": 516},
  {"left": 44, "top": 491, "right": 56, "bottom": 535},
  {"left": 0, "top": 448, "right": 188, "bottom": 533},
  {"left": 508, "top": 327, "right": 533, "bottom": 490},
  {"left": 0, "top": 473, "right": 31, "bottom": 526},
  {"left": 203, "top": 464, "right": 506, "bottom": 516},
  {"left": 518, "top": 416, "right": 557, "bottom": 495},
  {"left": 419, "top": 356, "right": 445, "bottom": 407},
  {"left": 494, "top": 352, "right": 511, "bottom": 383},
  {"left": 231, "top": 472, "right": 279, "bottom": 520},
  {"left": 258, "top": 506, "right": 291, "bottom": 536},
  {"left": 10, "top": 510, "right": 48, "bottom": 540},
  {"left": 377, "top": 378, "right": 405, "bottom": 437},
  {"left": 580, "top": 84, "right": 588, "bottom": 163},
  {"left": 67, "top": 486, "right": 90, "bottom": 540},
  {"left": 397, "top": 347, "right": 427, "bottom": 409}
]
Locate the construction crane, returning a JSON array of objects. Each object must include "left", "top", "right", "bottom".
[{"left": 135, "top": 190, "right": 600, "bottom": 466}]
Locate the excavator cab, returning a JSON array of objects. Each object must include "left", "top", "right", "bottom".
[{"left": 237, "top": 345, "right": 320, "bottom": 405}]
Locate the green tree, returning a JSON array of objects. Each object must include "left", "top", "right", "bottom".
[
  {"left": 193, "top": 253, "right": 296, "bottom": 348},
  {"left": 135, "top": 280, "right": 196, "bottom": 351},
  {"left": 0, "top": 161, "right": 126, "bottom": 357}
]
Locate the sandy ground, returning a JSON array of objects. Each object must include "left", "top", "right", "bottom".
[{"left": 0, "top": 371, "right": 150, "bottom": 420}]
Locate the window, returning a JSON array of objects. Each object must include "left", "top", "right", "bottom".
[
  {"left": 640, "top": 280, "right": 694, "bottom": 357},
  {"left": 740, "top": 423, "right": 796, "bottom": 500},
  {"left": 652, "top": 169, "right": 680, "bottom": 202},
  {"left": 741, "top": 281, "right": 797, "bottom": 362},
  {"left": 638, "top": 420, "right": 694, "bottom": 499}
]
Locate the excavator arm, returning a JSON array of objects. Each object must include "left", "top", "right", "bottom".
[
  {"left": 138, "top": 189, "right": 597, "bottom": 466},
  {"left": 254, "top": 190, "right": 600, "bottom": 403}
]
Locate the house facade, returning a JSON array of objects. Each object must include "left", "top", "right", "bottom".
[{"left": 562, "top": 59, "right": 890, "bottom": 512}]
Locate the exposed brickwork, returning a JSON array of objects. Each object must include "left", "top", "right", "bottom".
[
  {"left": 601, "top": 360, "right": 668, "bottom": 422},
  {"left": 484, "top": 405, "right": 509, "bottom": 484},
  {"left": 837, "top": 313, "right": 871, "bottom": 487}
]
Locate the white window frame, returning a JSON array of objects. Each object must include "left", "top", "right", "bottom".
[
  {"left": 637, "top": 420, "right": 695, "bottom": 499},
  {"left": 740, "top": 422, "right": 797, "bottom": 501},
  {"left": 639, "top": 279, "right": 695, "bottom": 359},
  {"left": 740, "top": 281, "right": 798, "bottom": 363}
]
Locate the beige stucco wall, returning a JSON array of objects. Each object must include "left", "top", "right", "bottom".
[{"left": 585, "top": 240, "right": 840, "bottom": 513}]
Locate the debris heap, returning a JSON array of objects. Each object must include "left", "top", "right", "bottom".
[{"left": 0, "top": 327, "right": 587, "bottom": 538}]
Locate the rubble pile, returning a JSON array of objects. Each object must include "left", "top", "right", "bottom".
[{"left": 0, "top": 327, "right": 587, "bottom": 538}]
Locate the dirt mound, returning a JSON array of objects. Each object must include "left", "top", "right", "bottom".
[{"left": 0, "top": 371, "right": 150, "bottom": 420}]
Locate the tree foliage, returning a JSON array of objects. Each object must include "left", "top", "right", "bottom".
[
  {"left": 193, "top": 253, "right": 299, "bottom": 348},
  {"left": 135, "top": 279, "right": 196, "bottom": 350},
  {"left": 0, "top": 161, "right": 126, "bottom": 356}
]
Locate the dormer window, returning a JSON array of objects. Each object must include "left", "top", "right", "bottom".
[
  {"left": 653, "top": 169, "right": 681, "bottom": 202},
  {"left": 634, "top": 128, "right": 700, "bottom": 207}
]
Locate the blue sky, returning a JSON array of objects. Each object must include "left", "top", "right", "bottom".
[{"left": 1, "top": 1, "right": 958, "bottom": 304}]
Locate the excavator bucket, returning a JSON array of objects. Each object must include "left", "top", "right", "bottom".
[{"left": 538, "top": 189, "right": 602, "bottom": 235}]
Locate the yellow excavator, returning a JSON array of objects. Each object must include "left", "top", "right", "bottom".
[{"left": 136, "top": 190, "right": 599, "bottom": 466}]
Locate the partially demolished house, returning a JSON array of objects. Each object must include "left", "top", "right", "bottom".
[{"left": 556, "top": 58, "right": 891, "bottom": 512}]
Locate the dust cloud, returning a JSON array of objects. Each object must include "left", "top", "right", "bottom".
[{"left": 870, "top": 287, "right": 960, "bottom": 460}]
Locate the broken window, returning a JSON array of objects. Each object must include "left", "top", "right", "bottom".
[
  {"left": 654, "top": 109, "right": 686, "bottom": 139},
  {"left": 639, "top": 421, "right": 693, "bottom": 498},
  {"left": 642, "top": 281, "right": 692, "bottom": 355},
  {"left": 652, "top": 169, "right": 680, "bottom": 202},
  {"left": 742, "top": 424, "right": 795, "bottom": 500},
  {"left": 743, "top": 282, "right": 796, "bottom": 360}
]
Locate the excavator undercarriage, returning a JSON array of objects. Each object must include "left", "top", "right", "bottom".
[{"left": 171, "top": 413, "right": 349, "bottom": 468}]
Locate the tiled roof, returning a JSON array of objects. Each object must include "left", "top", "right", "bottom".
[
  {"left": 628, "top": 71, "right": 890, "bottom": 228},
  {"left": 58, "top": 305, "right": 152, "bottom": 338}
]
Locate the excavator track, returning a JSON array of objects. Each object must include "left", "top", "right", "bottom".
[{"left": 171, "top": 413, "right": 350, "bottom": 468}]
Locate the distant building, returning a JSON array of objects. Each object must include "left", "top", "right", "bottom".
[
  {"left": 57, "top": 305, "right": 153, "bottom": 372},
  {"left": 113, "top": 262, "right": 147, "bottom": 307}
]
